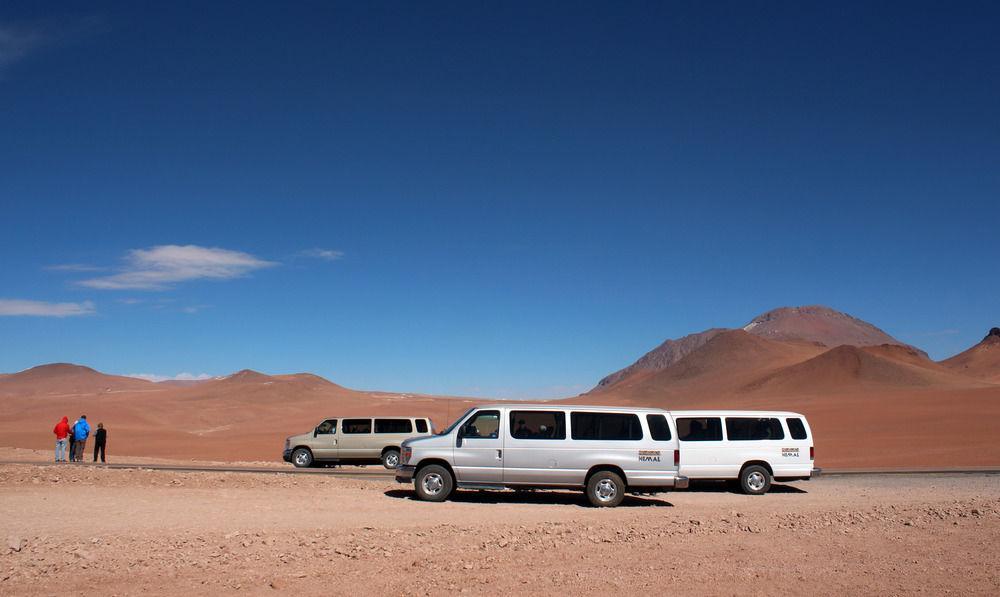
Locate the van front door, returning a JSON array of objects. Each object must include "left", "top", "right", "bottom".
[
  {"left": 312, "top": 419, "right": 339, "bottom": 460},
  {"left": 454, "top": 410, "right": 503, "bottom": 484}
]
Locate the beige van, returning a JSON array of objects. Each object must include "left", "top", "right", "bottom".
[{"left": 283, "top": 416, "right": 433, "bottom": 469}]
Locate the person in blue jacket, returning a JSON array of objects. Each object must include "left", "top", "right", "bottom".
[{"left": 72, "top": 415, "right": 91, "bottom": 462}]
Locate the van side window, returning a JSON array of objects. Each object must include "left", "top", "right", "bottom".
[
  {"left": 462, "top": 410, "right": 500, "bottom": 439},
  {"left": 316, "top": 419, "right": 337, "bottom": 434},
  {"left": 786, "top": 417, "right": 808, "bottom": 440},
  {"left": 375, "top": 419, "right": 412, "bottom": 434},
  {"left": 646, "top": 414, "right": 672, "bottom": 441},
  {"left": 726, "top": 418, "right": 785, "bottom": 440},
  {"left": 676, "top": 418, "right": 723, "bottom": 441},
  {"left": 415, "top": 419, "right": 428, "bottom": 433},
  {"left": 510, "top": 411, "right": 566, "bottom": 440},
  {"left": 571, "top": 412, "right": 643, "bottom": 441},
  {"left": 342, "top": 419, "right": 372, "bottom": 434}
]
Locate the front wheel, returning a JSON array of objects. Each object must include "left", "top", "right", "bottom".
[
  {"left": 414, "top": 465, "right": 454, "bottom": 502},
  {"left": 586, "top": 471, "right": 625, "bottom": 507},
  {"left": 739, "top": 465, "right": 771, "bottom": 495},
  {"left": 381, "top": 449, "right": 400, "bottom": 469},
  {"left": 291, "top": 448, "right": 313, "bottom": 468}
]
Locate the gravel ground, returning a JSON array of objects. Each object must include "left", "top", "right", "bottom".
[{"left": 1, "top": 464, "right": 998, "bottom": 596}]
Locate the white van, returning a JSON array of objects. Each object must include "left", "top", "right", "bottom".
[
  {"left": 396, "top": 404, "right": 688, "bottom": 507},
  {"left": 670, "top": 410, "right": 820, "bottom": 494}
]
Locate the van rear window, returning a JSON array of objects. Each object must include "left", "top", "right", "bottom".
[
  {"left": 676, "top": 418, "right": 723, "bottom": 441},
  {"left": 415, "top": 419, "right": 428, "bottom": 433},
  {"left": 786, "top": 417, "right": 808, "bottom": 440},
  {"left": 510, "top": 411, "right": 566, "bottom": 440},
  {"left": 375, "top": 419, "right": 412, "bottom": 434},
  {"left": 725, "top": 418, "right": 785, "bottom": 440},
  {"left": 342, "top": 419, "right": 372, "bottom": 434},
  {"left": 571, "top": 412, "right": 643, "bottom": 441},
  {"left": 646, "top": 414, "right": 672, "bottom": 441}
]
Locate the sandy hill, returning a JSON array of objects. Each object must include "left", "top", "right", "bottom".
[
  {"left": 941, "top": 328, "right": 1000, "bottom": 382},
  {"left": 0, "top": 363, "right": 161, "bottom": 398},
  {"left": 0, "top": 363, "right": 480, "bottom": 462},
  {"left": 741, "top": 345, "right": 984, "bottom": 395}
]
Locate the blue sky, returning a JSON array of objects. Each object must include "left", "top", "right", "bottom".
[{"left": 1, "top": 2, "right": 998, "bottom": 397}]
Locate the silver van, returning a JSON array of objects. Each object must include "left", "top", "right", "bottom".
[
  {"left": 283, "top": 416, "right": 433, "bottom": 469},
  {"left": 396, "top": 404, "right": 688, "bottom": 507}
]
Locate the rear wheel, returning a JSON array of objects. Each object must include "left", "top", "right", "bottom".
[
  {"left": 414, "top": 465, "right": 453, "bottom": 502},
  {"left": 739, "top": 465, "right": 771, "bottom": 495},
  {"left": 381, "top": 449, "right": 400, "bottom": 469},
  {"left": 291, "top": 448, "right": 313, "bottom": 468},
  {"left": 586, "top": 471, "right": 626, "bottom": 507}
]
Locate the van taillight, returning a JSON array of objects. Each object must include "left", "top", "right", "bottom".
[
  {"left": 810, "top": 446, "right": 814, "bottom": 460},
  {"left": 674, "top": 449, "right": 680, "bottom": 466}
]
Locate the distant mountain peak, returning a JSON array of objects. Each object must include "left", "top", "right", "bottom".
[{"left": 741, "top": 305, "right": 923, "bottom": 355}]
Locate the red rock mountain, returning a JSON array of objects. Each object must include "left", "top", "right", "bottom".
[
  {"left": 941, "top": 328, "right": 1000, "bottom": 382},
  {"left": 741, "top": 305, "right": 926, "bottom": 354},
  {"left": 596, "top": 328, "right": 727, "bottom": 388},
  {"left": 595, "top": 305, "right": 921, "bottom": 392}
]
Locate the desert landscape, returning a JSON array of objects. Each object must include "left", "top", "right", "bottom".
[{"left": 2, "top": 305, "right": 997, "bottom": 469}]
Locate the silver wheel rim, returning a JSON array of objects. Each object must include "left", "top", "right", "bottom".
[
  {"left": 595, "top": 478, "right": 618, "bottom": 502},
  {"left": 747, "top": 471, "right": 766, "bottom": 491},
  {"left": 294, "top": 451, "right": 310, "bottom": 466},
  {"left": 422, "top": 472, "right": 445, "bottom": 495},
  {"left": 385, "top": 453, "right": 399, "bottom": 467}
]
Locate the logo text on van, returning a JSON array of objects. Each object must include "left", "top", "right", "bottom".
[
  {"left": 781, "top": 447, "right": 799, "bottom": 457},
  {"left": 638, "top": 450, "right": 661, "bottom": 462}
]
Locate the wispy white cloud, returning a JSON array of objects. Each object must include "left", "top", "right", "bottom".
[
  {"left": 0, "top": 17, "right": 106, "bottom": 75},
  {"left": 79, "top": 245, "right": 278, "bottom": 290},
  {"left": 0, "top": 298, "right": 95, "bottom": 317},
  {"left": 0, "top": 23, "right": 47, "bottom": 72},
  {"left": 46, "top": 263, "right": 106, "bottom": 272},
  {"left": 299, "top": 248, "right": 344, "bottom": 261},
  {"left": 125, "top": 372, "right": 213, "bottom": 383},
  {"left": 181, "top": 304, "right": 210, "bottom": 314}
]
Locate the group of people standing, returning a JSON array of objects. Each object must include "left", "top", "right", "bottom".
[{"left": 53, "top": 415, "right": 107, "bottom": 462}]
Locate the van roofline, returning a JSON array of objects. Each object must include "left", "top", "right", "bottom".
[
  {"left": 472, "top": 404, "right": 669, "bottom": 413},
  {"left": 321, "top": 415, "right": 428, "bottom": 419},
  {"left": 668, "top": 410, "right": 806, "bottom": 417}
]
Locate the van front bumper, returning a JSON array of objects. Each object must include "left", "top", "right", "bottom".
[
  {"left": 282, "top": 449, "right": 293, "bottom": 463},
  {"left": 395, "top": 464, "right": 416, "bottom": 484}
]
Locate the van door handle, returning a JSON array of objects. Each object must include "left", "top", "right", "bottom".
[{"left": 496, "top": 450, "right": 502, "bottom": 460}]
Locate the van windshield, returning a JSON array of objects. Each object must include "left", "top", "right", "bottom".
[{"left": 438, "top": 408, "right": 475, "bottom": 435}]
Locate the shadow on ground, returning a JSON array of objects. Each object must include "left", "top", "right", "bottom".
[
  {"left": 685, "top": 480, "right": 808, "bottom": 494},
  {"left": 384, "top": 488, "right": 673, "bottom": 507}
]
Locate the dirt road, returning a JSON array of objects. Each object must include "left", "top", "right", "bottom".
[{"left": 2, "top": 464, "right": 998, "bottom": 595}]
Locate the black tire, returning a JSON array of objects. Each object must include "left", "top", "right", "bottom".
[
  {"left": 414, "top": 465, "right": 454, "bottom": 502},
  {"left": 739, "top": 465, "right": 772, "bottom": 495},
  {"left": 381, "top": 449, "right": 401, "bottom": 470},
  {"left": 291, "top": 448, "right": 313, "bottom": 468},
  {"left": 586, "top": 470, "right": 626, "bottom": 507}
]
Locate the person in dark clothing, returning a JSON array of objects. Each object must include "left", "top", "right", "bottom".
[{"left": 93, "top": 423, "right": 107, "bottom": 463}]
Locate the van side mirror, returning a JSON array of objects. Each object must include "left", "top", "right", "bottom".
[
  {"left": 456, "top": 427, "right": 464, "bottom": 448},
  {"left": 313, "top": 428, "right": 319, "bottom": 437}
]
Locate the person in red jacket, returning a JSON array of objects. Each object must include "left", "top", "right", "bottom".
[{"left": 53, "top": 416, "right": 70, "bottom": 462}]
